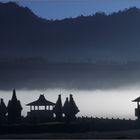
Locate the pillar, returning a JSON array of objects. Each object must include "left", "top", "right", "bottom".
[{"left": 30, "top": 106, "right": 32, "bottom": 111}]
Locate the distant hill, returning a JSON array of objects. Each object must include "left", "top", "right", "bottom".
[
  {"left": 1, "top": 2, "right": 140, "bottom": 63},
  {"left": 1, "top": 2, "right": 140, "bottom": 89}
]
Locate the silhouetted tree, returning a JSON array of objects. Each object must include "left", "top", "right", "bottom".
[
  {"left": 95, "top": 11, "right": 106, "bottom": 17},
  {"left": 7, "top": 89, "right": 22, "bottom": 123},
  {"left": 54, "top": 94, "right": 63, "bottom": 121}
]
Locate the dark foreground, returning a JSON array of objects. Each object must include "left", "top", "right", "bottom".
[
  {"left": 1, "top": 129, "right": 140, "bottom": 139},
  {"left": 0, "top": 118, "right": 140, "bottom": 139}
]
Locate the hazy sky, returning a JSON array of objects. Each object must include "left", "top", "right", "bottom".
[{"left": 1, "top": 0, "right": 140, "bottom": 19}]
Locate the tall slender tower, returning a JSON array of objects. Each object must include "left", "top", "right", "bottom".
[
  {"left": 132, "top": 96, "right": 140, "bottom": 120},
  {"left": 69, "top": 94, "right": 79, "bottom": 118},
  {"left": 63, "top": 94, "right": 79, "bottom": 122},
  {"left": 0, "top": 98, "right": 7, "bottom": 124},
  {"left": 7, "top": 89, "right": 22, "bottom": 123},
  {"left": 54, "top": 94, "right": 63, "bottom": 121}
]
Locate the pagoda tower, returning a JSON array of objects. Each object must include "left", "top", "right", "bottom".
[
  {"left": 132, "top": 96, "right": 140, "bottom": 120},
  {"left": 54, "top": 94, "right": 63, "bottom": 121},
  {"left": 0, "top": 98, "right": 7, "bottom": 124},
  {"left": 63, "top": 94, "right": 79, "bottom": 121},
  {"left": 7, "top": 89, "right": 22, "bottom": 123}
]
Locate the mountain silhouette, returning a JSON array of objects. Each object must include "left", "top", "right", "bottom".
[
  {"left": 1, "top": 2, "right": 140, "bottom": 62},
  {"left": 0, "top": 2, "right": 50, "bottom": 58},
  {"left": 1, "top": 2, "right": 140, "bottom": 90}
]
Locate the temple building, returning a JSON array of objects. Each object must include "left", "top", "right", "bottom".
[
  {"left": 26, "top": 94, "right": 79, "bottom": 123},
  {"left": 26, "top": 94, "right": 56, "bottom": 123},
  {"left": 0, "top": 89, "right": 79, "bottom": 124},
  {"left": 132, "top": 96, "right": 140, "bottom": 120},
  {"left": 7, "top": 89, "right": 22, "bottom": 123}
]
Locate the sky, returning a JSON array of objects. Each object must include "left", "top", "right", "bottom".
[{"left": 1, "top": 0, "right": 140, "bottom": 19}]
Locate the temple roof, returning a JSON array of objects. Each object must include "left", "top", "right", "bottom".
[
  {"left": 132, "top": 97, "right": 140, "bottom": 102},
  {"left": 26, "top": 94, "right": 55, "bottom": 106}
]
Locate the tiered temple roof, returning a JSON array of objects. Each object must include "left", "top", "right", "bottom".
[
  {"left": 132, "top": 97, "right": 140, "bottom": 102},
  {"left": 26, "top": 94, "right": 55, "bottom": 106}
]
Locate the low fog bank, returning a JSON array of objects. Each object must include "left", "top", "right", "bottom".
[
  {"left": 0, "top": 63, "right": 140, "bottom": 90},
  {"left": 0, "top": 87, "right": 139, "bottom": 119}
]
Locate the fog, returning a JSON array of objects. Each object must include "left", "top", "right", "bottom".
[{"left": 0, "top": 86, "right": 140, "bottom": 120}]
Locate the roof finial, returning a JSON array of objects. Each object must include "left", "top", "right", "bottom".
[{"left": 11, "top": 89, "right": 17, "bottom": 101}]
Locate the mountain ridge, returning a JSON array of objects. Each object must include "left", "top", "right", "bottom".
[
  {"left": 1, "top": 2, "right": 140, "bottom": 63},
  {"left": 1, "top": 2, "right": 140, "bottom": 89}
]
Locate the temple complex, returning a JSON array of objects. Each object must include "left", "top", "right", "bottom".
[{"left": 0, "top": 89, "right": 79, "bottom": 124}]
